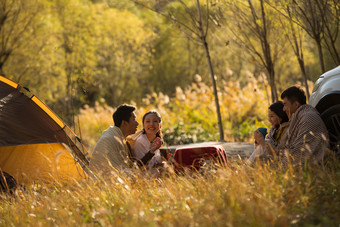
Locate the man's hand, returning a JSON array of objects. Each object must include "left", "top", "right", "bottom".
[{"left": 150, "top": 137, "right": 163, "bottom": 153}]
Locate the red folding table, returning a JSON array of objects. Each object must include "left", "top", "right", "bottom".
[{"left": 169, "top": 144, "right": 228, "bottom": 171}]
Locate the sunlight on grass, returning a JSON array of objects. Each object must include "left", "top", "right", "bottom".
[
  {"left": 1, "top": 73, "right": 329, "bottom": 226},
  {"left": 1, "top": 153, "right": 339, "bottom": 226}
]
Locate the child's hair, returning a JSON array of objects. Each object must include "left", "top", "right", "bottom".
[
  {"left": 269, "top": 101, "right": 289, "bottom": 124},
  {"left": 142, "top": 110, "right": 162, "bottom": 138}
]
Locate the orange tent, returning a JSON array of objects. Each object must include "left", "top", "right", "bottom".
[{"left": 0, "top": 76, "right": 89, "bottom": 185}]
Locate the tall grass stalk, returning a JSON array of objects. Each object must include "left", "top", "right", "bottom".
[{"left": 1, "top": 155, "right": 339, "bottom": 226}]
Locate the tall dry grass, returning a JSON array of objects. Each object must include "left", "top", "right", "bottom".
[
  {"left": 77, "top": 73, "right": 271, "bottom": 152},
  {"left": 1, "top": 155, "right": 339, "bottom": 226},
  {"left": 3, "top": 73, "right": 332, "bottom": 226}
]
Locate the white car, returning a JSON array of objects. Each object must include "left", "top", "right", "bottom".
[{"left": 309, "top": 66, "right": 340, "bottom": 156}]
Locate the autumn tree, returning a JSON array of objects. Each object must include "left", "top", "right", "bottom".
[
  {"left": 0, "top": 0, "right": 41, "bottom": 76},
  {"left": 285, "top": 0, "right": 325, "bottom": 73},
  {"left": 132, "top": 0, "right": 225, "bottom": 141},
  {"left": 289, "top": 0, "right": 340, "bottom": 72},
  {"left": 92, "top": 3, "right": 156, "bottom": 107},
  {"left": 222, "top": 0, "right": 285, "bottom": 102},
  {"left": 49, "top": 0, "right": 98, "bottom": 123},
  {"left": 317, "top": 0, "right": 340, "bottom": 66},
  {"left": 268, "top": 1, "right": 311, "bottom": 98}
]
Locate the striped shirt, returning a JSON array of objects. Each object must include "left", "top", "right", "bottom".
[{"left": 276, "top": 104, "right": 329, "bottom": 168}]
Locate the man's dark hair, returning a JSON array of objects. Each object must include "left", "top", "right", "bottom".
[
  {"left": 113, "top": 104, "right": 136, "bottom": 127},
  {"left": 281, "top": 86, "right": 306, "bottom": 105}
]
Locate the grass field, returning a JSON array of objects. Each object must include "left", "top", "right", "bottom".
[
  {"left": 2, "top": 76, "right": 335, "bottom": 226},
  {"left": 1, "top": 152, "right": 340, "bottom": 226}
]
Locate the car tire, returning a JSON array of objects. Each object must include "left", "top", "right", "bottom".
[{"left": 320, "top": 104, "right": 340, "bottom": 158}]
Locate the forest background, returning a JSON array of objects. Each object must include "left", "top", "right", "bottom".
[{"left": 1, "top": 0, "right": 339, "bottom": 150}]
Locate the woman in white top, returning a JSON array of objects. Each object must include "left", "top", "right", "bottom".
[{"left": 128, "top": 110, "right": 163, "bottom": 170}]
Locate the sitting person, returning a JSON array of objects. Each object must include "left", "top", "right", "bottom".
[
  {"left": 247, "top": 101, "right": 289, "bottom": 165},
  {"left": 90, "top": 104, "right": 139, "bottom": 175},
  {"left": 127, "top": 110, "right": 163, "bottom": 170},
  {"left": 254, "top": 86, "right": 329, "bottom": 169}
]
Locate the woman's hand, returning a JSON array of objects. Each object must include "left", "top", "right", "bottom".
[
  {"left": 254, "top": 129, "right": 265, "bottom": 147},
  {"left": 150, "top": 137, "right": 163, "bottom": 153}
]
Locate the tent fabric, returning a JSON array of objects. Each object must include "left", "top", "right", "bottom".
[
  {"left": 0, "top": 75, "right": 89, "bottom": 184},
  {"left": 1, "top": 79, "right": 62, "bottom": 144},
  {"left": 0, "top": 76, "right": 88, "bottom": 164},
  {"left": 0, "top": 143, "right": 86, "bottom": 184}
]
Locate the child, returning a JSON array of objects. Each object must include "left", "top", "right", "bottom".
[{"left": 247, "top": 101, "right": 289, "bottom": 165}]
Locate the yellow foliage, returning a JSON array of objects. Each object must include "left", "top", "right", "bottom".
[{"left": 77, "top": 74, "right": 270, "bottom": 150}]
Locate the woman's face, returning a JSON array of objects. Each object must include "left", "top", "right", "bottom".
[
  {"left": 143, "top": 113, "right": 161, "bottom": 136},
  {"left": 268, "top": 109, "right": 281, "bottom": 127}
]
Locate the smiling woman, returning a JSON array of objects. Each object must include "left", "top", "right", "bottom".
[{"left": 127, "top": 110, "right": 163, "bottom": 170}]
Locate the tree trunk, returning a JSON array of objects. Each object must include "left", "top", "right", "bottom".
[
  {"left": 268, "top": 66, "right": 278, "bottom": 102},
  {"left": 0, "top": 63, "right": 3, "bottom": 76},
  {"left": 287, "top": 5, "right": 310, "bottom": 99},
  {"left": 315, "top": 0, "right": 340, "bottom": 65},
  {"left": 203, "top": 40, "right": 225, "bottom": 141},
  {"left": 298, "top": 58, "right": 310, "bottom": 98},
  {"left": 196, "top": 0, "right": 224, "bottom": 141},
  {"left": 329, "top": 37, "right": 340, "bottom": 65},
  {"left": 260, "top": 0, "right": 278, "bottom": 102},
  {"left": 316, "top": 37, "right": 326, "bottom": 73}
]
